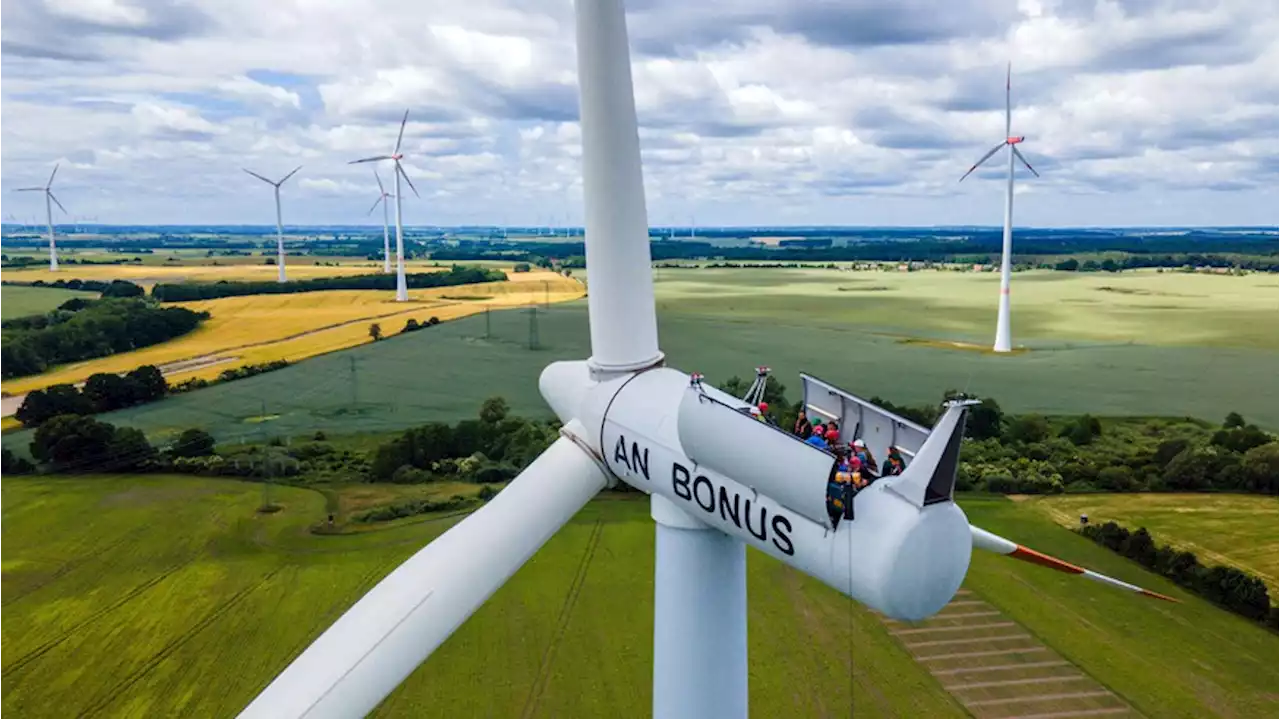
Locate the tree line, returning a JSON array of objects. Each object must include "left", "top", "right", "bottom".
[
  {"left": 427, "top": 236, "right": 1278, "bottom": 269},
  {"left": 1078, "top": 520, "right": 1276, "bottom": 631},
  {"left": 5, "top": 278, "right": 146, "bottom": 296},
  {"left": 13, "top": 360, "right": 293, "bottom": 428},
  {"left": 1, "top": 298, "right": 209, "bottom": 379},
  {"left": 151, "top": 265, "right": 506, "bottom": 302}
]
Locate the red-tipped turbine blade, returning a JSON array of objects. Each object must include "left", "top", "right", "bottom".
[
  {"left": 959, "top": 141, "right": 1007, "bottom": 183},
  {"left": 243, "top": 168, "right": 274, "bottom": 184},
  {"left": 397, "top": 161, "right": 420, "bottom": 198},
  {"left": 48, "top": 192, "right": 68, "bottom": 214},
  {"left": 350, "top": 155, "right": 391, "bottom": 165},
  {"left": 279, "top": 166, "right": 303, "bottom": 185},
  {"left": 1012, "top": 146, "right": 1040, "bottom": 177},
  {"left": 47, "top": 163, "right": 60, "bottom": 189},
  {"left": 970, "top": 525, "right": 1178, "bottom": 602},
  {"left": 394, "top": 109, "right": 409, "bottom": 155}
]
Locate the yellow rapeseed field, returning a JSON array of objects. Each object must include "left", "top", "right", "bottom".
[{"left": 1, "top": 271, "right": 583, "bottom": 397}]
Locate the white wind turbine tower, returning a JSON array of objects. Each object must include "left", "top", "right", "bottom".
[
  {"left": 240, "top": 5, "right": 1175, "bottom": 718},
  {"left": 366, "top": 170, "right": 394, "bottom": 274},
  {"left": 350, "top": 110, "right": 420, "bottom": 302},
  {"left": 243, "top": 166, "right": 302, "bottom": 283},
  {"left": 959, "top": 62, "right": 1040, "bottom": 353},
  {"left": 15, "top": 164, "right": 68, "bottom": 271}
]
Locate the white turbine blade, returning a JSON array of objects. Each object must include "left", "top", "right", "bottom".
[
  {"left": 394, "top": 109, "right": 409, "bottom": 155},
  {"left": 575, "top": 0, "right": 662, "bottom": 369},
  {"left": 243, "top": 168, "right": 275, "bottom": 184},
  {"left": 1012, "top": 146, "right": 1040, "bottom": 177},
  {"left": 970, "top": 526, "right": 1178, "bottom": 602},
  {"left": 366, "top": 195, "right": 384, "bottom": 216},
  {"left": 958, "top": 142, "right": 1007, "bottom": 183},
  {"left": 374, "top": 168, "right": 385, "bottom": 195},
  {"left": 238, "top": 433, "right": 608, "bottom": 719},
  {"left": 15, "top": 187, "right": 44, "bottom": 192},
  {"left": 396, "top": 161, "right": 420, "bottom": 198},
  {"left": 349, "top": 155, "right": 391, "bottom": 165},
  {"left": 47, "top": 163, "right": 60, "bottom": 189},
  {"left": 48, "top": 192, "right": 68, "bottom": 215},
  {"left": 279, "top": 166, "right": 303, "bottom": 185},
  {"left": 1005, "top": 62, "right": 1012, "bottom": 138}
]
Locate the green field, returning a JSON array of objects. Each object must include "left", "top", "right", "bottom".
[
  {"left": 1, "top": 285, "right": 98, "bottom": 320},
  {"left": 1017, "top": 493, "right": 1279, "bottom": 594},
  {"left": 2, "top": 476, "right": 1275, "bottom": 717},
  {"left": 2, "top": 267, "right": 1274, "bottom": 453}
]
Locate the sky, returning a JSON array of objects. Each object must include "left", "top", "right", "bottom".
[{"left": 1, "top": 0, "right": 1277, "bottom": 228}]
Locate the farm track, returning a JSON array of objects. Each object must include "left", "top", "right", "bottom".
[
  {"left": 3, "top": 553, "right": 199, "bottom": 676},
  {"left": 0, "top": 528, "right": 148, "bottom": 608},
  {"left": 882, "top": 590, "right": 1140, "bottom": 719},
  {"left": 75, "top": 567, "right": 284, "bottom": 718},
  {"left": 520, "top": 517, "right": 605, "bottom": 719}
]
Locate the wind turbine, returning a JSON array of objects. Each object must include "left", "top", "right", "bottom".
[
  {"left": 15, "top": 164, "right": 68, "bottom": 271},
  {"left": 366, "top": 170, "right": 393, "bottom": 274},
  {"left": 240, "top": 5, "right": 1172, "bottom": 718},
  {"left": 243, "top": 166, "right": 302, "bottom": 283},
  {"left": 350, "top": 110, "right": 420, "bottom": 302},
  {"left": 959, "top": 62, "right": 1040, "bottom": 353}
]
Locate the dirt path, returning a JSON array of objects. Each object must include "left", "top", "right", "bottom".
[{"left": 881, "top": 589, "right": 1140, "bottom": 719}]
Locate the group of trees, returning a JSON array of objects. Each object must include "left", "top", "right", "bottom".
[
  {"left": 1053, "top": 254, "right": 1277, "bottom": 273},
  {"left": 151, "top": 265, "right": 506, "bottom": 302},
  {"left": 1079, "top": 521, "right": 1276, "bottom": 630},
  {"left": 2, "top": 298, "right": 208, "bottom": 379},
  {"left": 170, "top": 360, "right": 291, "bottom": 394},
  {"left": 11, "top": 278, "right": 145, "bottom": 296},
  {"left": 368, "top": 397, "right": 559, "bottom": 485},
  {"left": 15, "top": 365, "right": 167, "bottom": 427}
]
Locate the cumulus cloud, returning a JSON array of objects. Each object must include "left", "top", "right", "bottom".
[{"left": 0, "top": 0, "right": 1275, "bottom": 226}]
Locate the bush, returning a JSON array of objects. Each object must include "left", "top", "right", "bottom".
[
  {"left": 513, "top": 262, "right": 531, "bottom": 272},
  {"left": 1005, "top": 414, "right": 1051, "bottom": 444},
  {"left": 171, "top": 428, "right": 216, "bottom": 458},
  {"left": 2, "top": 448, "right": 35, "bottom": 475},
  {"left": 353, "top": 495, "right": 474, "bottom": 523},
  {"left": 390, "top": 464, "right": 434, "bottom": 484}
]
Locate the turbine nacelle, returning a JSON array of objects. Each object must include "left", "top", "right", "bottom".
[
  {"left": 538, "top": 360, "right": 974, "bottom": 621},
  {"left": 1007, "top": 136, "right": 1025, "bottom": 145}
]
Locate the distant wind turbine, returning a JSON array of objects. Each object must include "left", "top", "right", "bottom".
[
  {"left": 15, "top": 164, "right": 68, "bottom": 271},
  {"left": 350, "top": 109, "right": 420, "bottom": 302},
  {"left": 959, "top": 62, "right": 1040, "bottom": 354},
  {"left": 367, "top": 169, "right": 394, "bottom": 274},
  {"left": 243, "top": 166, "right": 302, "bottom": 283}
]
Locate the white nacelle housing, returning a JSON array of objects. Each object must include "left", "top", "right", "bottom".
[
  {"left": 677, "top": 384, "right": 837, "bottom": 528},
  {"left": 542, "top": 362, "right": 974, "bottom": 621}
]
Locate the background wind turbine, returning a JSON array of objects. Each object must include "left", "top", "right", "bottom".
[
  {"left": 960, "top": 62, "right": 1040, "bottom": 353},
  {"left": 367, "top": 170, "right": 393, "bottom": 274},
  {"left": 243, "top": 166, "right": 302, "bottom": 283},
  {"left": 350, "top": 110, "right": 420, "bottom": 302},
  {"left": 239, "top": 6, "right": 1172, "bottom": 718},
  {"left": 15, "top": 164, "right": 68, "bottom": 271}
]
